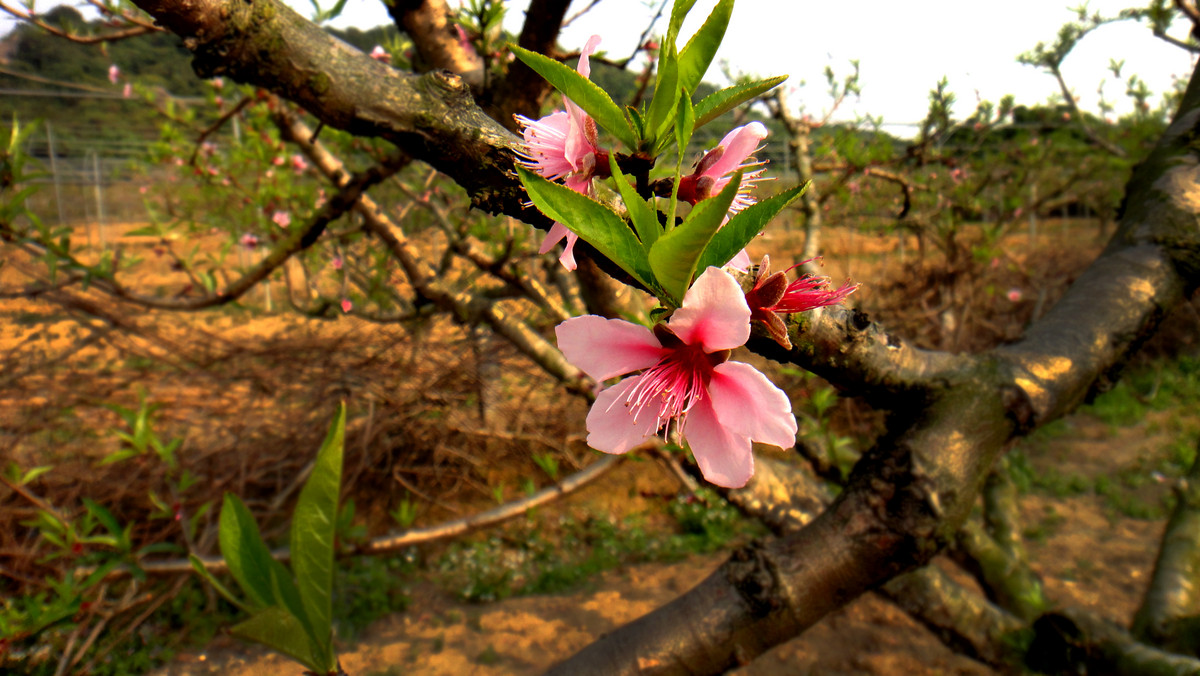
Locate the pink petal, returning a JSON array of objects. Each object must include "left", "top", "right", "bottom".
[
  {"left": 586, "top": 377, "right": 663, "bottom": 454},
  {"left": 518, "top": 111, "right": 575, "bottom": 180},
  {"left": 558, "top": 232, "right": 579, "bottom": 270},
  {"left": 576, "top": 35, "right": 602, "bottom": 79},
  {"left": 706, "top": 122, "right": 768, "bottom": 178},
  {"left": 556, "top": 316, "right": 665, "bottom": 382},
  {"left": 538, "top": 222, "right": 579, "bottom": 271},
  {"left": 707, "top": 361, "right": 797, "bottom": 449},
  {"left": 667, "top": 267, "right": 750, "bottom": 351},
  {"left": 728, "top": 248, "right": 752, "bottom": 271},
  {"left": 685, "top": 397, "right": 754, "bottom": 488},
  {"left": 538, "top": 222, "right": 570, "bottom": 254}
]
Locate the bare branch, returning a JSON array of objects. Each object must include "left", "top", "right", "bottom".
[{"left": 0, "top": 0, "right": 160, "bottom": 43}]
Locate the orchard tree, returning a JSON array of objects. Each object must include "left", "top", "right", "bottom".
[{"left": 3, "top": 0, "right": 1200, "bottom": 674}]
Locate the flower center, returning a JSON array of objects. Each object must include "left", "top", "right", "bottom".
[{"left": 618, "top": 327, "right": 732, "bottom": 433}]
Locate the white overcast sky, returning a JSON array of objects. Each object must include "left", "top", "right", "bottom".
[{"left": 5, "top": 0, "right": 1196, "bottom": 129}]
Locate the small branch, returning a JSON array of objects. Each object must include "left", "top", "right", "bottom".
[
  {"left": 1051, "top": 65, "right": 1128, "bottom": 158},
  {"left": 189, "top": 96, "right": 254, "bottom": 165},
  {"left": 126, "top": 454, "right": 623, "bottom": 576},
  {"left": 0, "top": 1, "right": 161, "bottom": 42}
]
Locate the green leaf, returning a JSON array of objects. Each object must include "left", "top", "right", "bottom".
[
  {"left": 218, "top": 493, "right": 301, "bottom": 617},
  {"left": 644, "top": 43, "right": 680, "bottom": 147},
  {"left": 82, "top": 499, "right": 123, "bottom": 542},
  {"left": 671, "top": 87, "right": 696, "bottom": 157},
  {"left": 188, "top": 554, "right": 250, "bottom": 611},
  {"left": 517, "top": 166, "right": 656, "bottom": 290},
  {"left": 677, "top": 0, "right": 733, "bottom": 95},
  {"left": 693, "top": 76, "right": 788, "bottom": 130},
  {"left": 21, "top": 465, "right": 52, "bottom": 485},
  {"left": 289, "top": 404, "right": 345, "bottom": 670},
  {"left": 648, "top": 171, "right": 742, "bottom": 304},
  {"left": 608, "top": 154, "right": 661, "bottom": 248},
  {"left": 231, "top": 606, "right": 323, "bottom": 673},
  {"left": 667, "top": 0, "right": 700, "bottom": 46},
  {"left": 509, "top": 44, "right": 638, "bottom": 149},
  {"left": 696, "top": 181, "right": 810, "bottom": 272}
]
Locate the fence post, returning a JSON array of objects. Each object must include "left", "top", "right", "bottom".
[
  {"left": 45, "top": 122, "right": 67, "bottom": 228},
  {"left": 92, "top": 151, "right": 107, "bottom": 250}
]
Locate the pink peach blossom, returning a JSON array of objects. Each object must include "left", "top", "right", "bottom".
[
  {"left": 677, "top": 122, "right": 769, "bottom": 215},
  {"left": 122, "top": 83, "right": 132, "bottom": 99},
  {"left": 108, "top": 64, "right": 120, "bottom": 85},
  {"left": 369, "top": 45, "right": 390, "bottom": 62},
  {"left": 340, "top": 299, "right": 353, "bottom": 313},
  {"left": 239, "top": 233, "right": 260, "bottom": 249},
  {"left": 291, "top": 154, "right": 308, "bottom": 173},
  {"left": 515, "top": 35, "right": 605, "bottom": 271},
  {"left": 556, "top": 267, "right": 797, "bottom": 488},
  {"left": 272, "top": 210, "right": 291, "bottom": 228}
]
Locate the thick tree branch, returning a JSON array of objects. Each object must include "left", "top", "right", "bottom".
[
  {"left": 388, "top": 0, "right": 483, "bottom": 87},
  {"left": 1133, "top": 439, "right": 1200, "bottom": 655},
  {"left": 130, "top": 0, "right": 533, "bottom": 217}
]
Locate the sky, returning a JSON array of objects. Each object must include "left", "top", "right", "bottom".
[{"left": 5, "top": 0, "right": 1196, "bottom": 130}]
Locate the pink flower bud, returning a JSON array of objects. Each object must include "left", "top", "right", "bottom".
[
  {"left": 340, "top": 299, "right": 353, "bottom": 313},
  {"left": 108, "top": 64, "right": 120, "bottom": 84}
]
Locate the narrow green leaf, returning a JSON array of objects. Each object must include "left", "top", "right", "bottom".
[
  {"left": 644, "top": 43, "right": 680, "bottom": 147},
  {"left": 231, "top": 606, "right": 324, "bottom": 673},
  {"left": 667, "top": 0, "right": 700, "bottom": 46},
  {"left": 677, "top": 0, "right": 733, "bottom": 94},
  {"left": 510, "top": 44, "right": 638, "bottom": 149},
  {"left": 289, "top": 404, "right": 346, "bottom": 667},
  {"left": 696, "top": 181, "right": 810, "bottom": 272},
  {"left": 188, "top": 554, "right": 250, "bottom": 611},
  {"left": 608, "top": 154, "right": 661, "bottom": 249},
  {"left": 517, "top": 166, "right": 656, "bottom": 290},
  {"left": 218, "top": 493, "right": 278, "bottom": 611},
  {"left": 82, "top": 499, "right": 122, "bottom": 540},
  {"left": 648, "top": 171, "right": 742, "bottom": 304},
  {"left": 671, "top": 87, "right": 696, "bottom": 157},
  {"left": 626, "top": 106, "right": 645, "bottom": 139},
  {"left": 693, "top": 76, "right": 789, "bottom": 130}
]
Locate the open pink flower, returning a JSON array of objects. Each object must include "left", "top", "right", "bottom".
[
  {"left": 677, "top": 121, "right": 769, "bottom": 214},
  {"left": 677, "top": 122, "right": 770, "bottom": 269},
  {"left": 556, "top": 267, "right": 797, "bottom": 488},
  {"left": 272, "top": 210, "right": 291, "bottom": 228},
  {"left": 516, "top": 35, "right": 606, "bottom": 271},
  {"left": 108, "top": 64, "right": 120, "bottom": 85}
]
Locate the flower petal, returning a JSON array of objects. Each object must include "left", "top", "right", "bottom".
[
  {"left": 556, "top": 315, "right": 665, "bottom": 382},
  {"left": 538, "top": 222, "right": 571, "bottom": 255},
  {"left": 708, "top": 361, "right": 797, "bottom": 449},
  {"left": 705, "top": 122, "right": 768, "bottom": 178},
  {"left": 576, "top": 35, "right": 602, "bottom": 79},
  {"left": 667, "top": 267, "right": 750, "bottom": 351},
  {"left": 586, "top": 377, "right": 662, "bottom": 454},
  {"left": 684, "top": 397, "right": 754, "bottom": 488}
]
